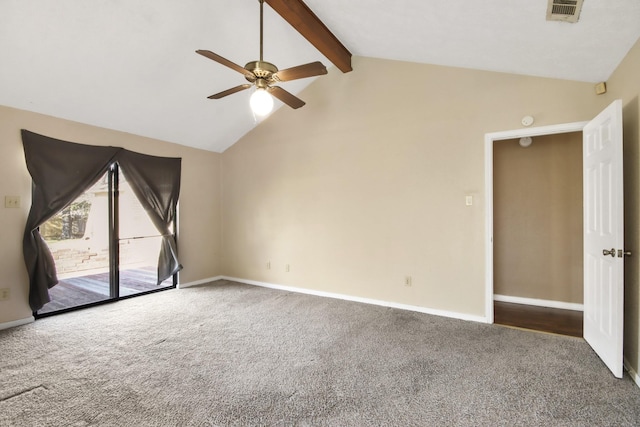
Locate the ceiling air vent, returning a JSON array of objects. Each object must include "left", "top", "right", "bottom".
[{"left": 546, "top": 0, "right": 583, "bottom": 23}]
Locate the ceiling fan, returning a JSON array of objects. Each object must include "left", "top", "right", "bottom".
[{"left": 196, "top": 0, "right": 328, "bottom": 116}]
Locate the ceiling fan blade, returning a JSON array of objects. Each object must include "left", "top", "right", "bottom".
[
  {"left": 268, "top": 86, "right": 305, "bottom": 109},
  {"left": 208, "top": 84, "right": 252, "bottom": 99},
  {"left": 271, "top": 61, "right": 327, "bottom": 82},
  {"left": 196, "top": 50, "right": 255, "bottom": 80}
]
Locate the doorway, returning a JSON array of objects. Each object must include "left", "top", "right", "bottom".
[
  {"left": 492, "top": 132, "right": 583, "bottom": 336},
  {"left": 37, "top": 164, "right": 176, "bottom": 316},
  {"left": 485, "top": 101, "right": 625, "bottom": 378},
  {"left": 484, "top": 121, "right": 589, "bottom": 324}
]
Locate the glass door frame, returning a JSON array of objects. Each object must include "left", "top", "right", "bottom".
[{"left": 34, "top": 162, "right": 178, "bottom": 318}]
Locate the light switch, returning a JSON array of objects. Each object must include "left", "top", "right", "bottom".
[
  {"left": 465, "top": 195, "right": 473, "bottom": 206},
  {"left": 4, "top": 196, "right": 20, "bottom": 208}
]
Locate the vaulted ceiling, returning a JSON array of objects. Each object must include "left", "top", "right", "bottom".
[{"left": 1, "top": 0, "right": 639, "bottom": 152}]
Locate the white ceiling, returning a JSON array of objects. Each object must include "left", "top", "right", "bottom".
[{"left": 1, "top": 0, "right": 639, "bottom": 153}]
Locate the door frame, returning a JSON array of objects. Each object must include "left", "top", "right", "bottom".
[
  {"left": 35, "top": 163, "right": 179, "bottom": 318},
  {"left": 484, "top": 121, "right": 588, "bottom": 323}
]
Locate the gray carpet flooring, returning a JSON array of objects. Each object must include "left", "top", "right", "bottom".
[{"left": 1, "top": 279, "right": 639, "bottom": 426}]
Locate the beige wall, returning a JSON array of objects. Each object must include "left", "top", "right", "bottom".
[
  {"left": 605, "top": 38, "right": 640, "bottom": 379},
  {"left": 0, "top": 106, "right": 222, "bottom": 324},
  {"left": 221, "top": 56, "right": 602, "bottom": 318},
  {"left": 493, "top": 133, "right": 583, "bottom": 303}
]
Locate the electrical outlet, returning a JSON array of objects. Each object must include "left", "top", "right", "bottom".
[
  {"left": 0, "top": 288, "right": 10, "bottom": 301},
  {"left": 4, "top": 196, "right": 20, "bottom": 208},
  {"left": 404, "top": 276, "right": 412, "bottom": 287}
]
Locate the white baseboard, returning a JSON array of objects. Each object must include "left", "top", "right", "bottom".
[
  {"left": 177, "top": 276, "right": 224, "bottom": 289},
  {"left": 494, "top": 294, "right": 584, "bottom": 312},
  {"left": 0, "top": 316, "right": 35, "bottom": 331},
  {"left": 223, "top": 276, "right": 488, "bottom": 324},
  {"left": 624, "top": 357, "right": 640, "bottom": 390}
]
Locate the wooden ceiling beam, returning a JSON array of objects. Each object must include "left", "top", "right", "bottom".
[{"left": 265, "top": 0, "right": 352, "bottom": 73}]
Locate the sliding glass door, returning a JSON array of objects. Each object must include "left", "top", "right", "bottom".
[
  {"left": 37, "top": 164, "right": 176, "bottom": 316},
  {"left": 38, "top": 173, "right": 111, "bottom": 313},
  {"left": 117, "top": 167, "right": 174, "bottom": 298}
]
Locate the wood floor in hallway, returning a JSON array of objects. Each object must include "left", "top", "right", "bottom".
[{"left": 494, "top": 301, "right": 583, "bottom": 337}]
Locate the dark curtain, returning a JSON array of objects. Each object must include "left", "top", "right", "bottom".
[
  {"left": 117, "top": 150, "right": 182, "bottom": 284},
  {"left": 21, "top": 130, "right": 182, "bottom": 312},
  {"left": 22, "top": 130, "right": 120, "bottom": 311}
]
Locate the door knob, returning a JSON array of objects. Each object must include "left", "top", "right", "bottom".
[
  {"left": 618, "top": 249, "right": 632, "bottom": 257},
  {"left": 603, "top": 248, "right": 616, "bottom": 257}
]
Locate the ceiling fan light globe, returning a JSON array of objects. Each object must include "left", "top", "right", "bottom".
[{"left": 250, "top": 88, "right": 274, "bottom": 116}]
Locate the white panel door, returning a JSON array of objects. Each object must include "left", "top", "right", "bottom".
[{"left": 583, "top": 99, "right": 624, "bottom": 378}]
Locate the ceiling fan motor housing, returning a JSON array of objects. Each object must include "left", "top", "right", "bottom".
[{"left": 245, "top": 61, "right": 278, "bottom": 80}]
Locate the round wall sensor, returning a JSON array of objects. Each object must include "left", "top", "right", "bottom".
[
  {"left": 521, "top": 116, "right": 534, "bottom": 127},
  {"left": 519, "top": 137, "right": 533, "bottom": 148}
]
